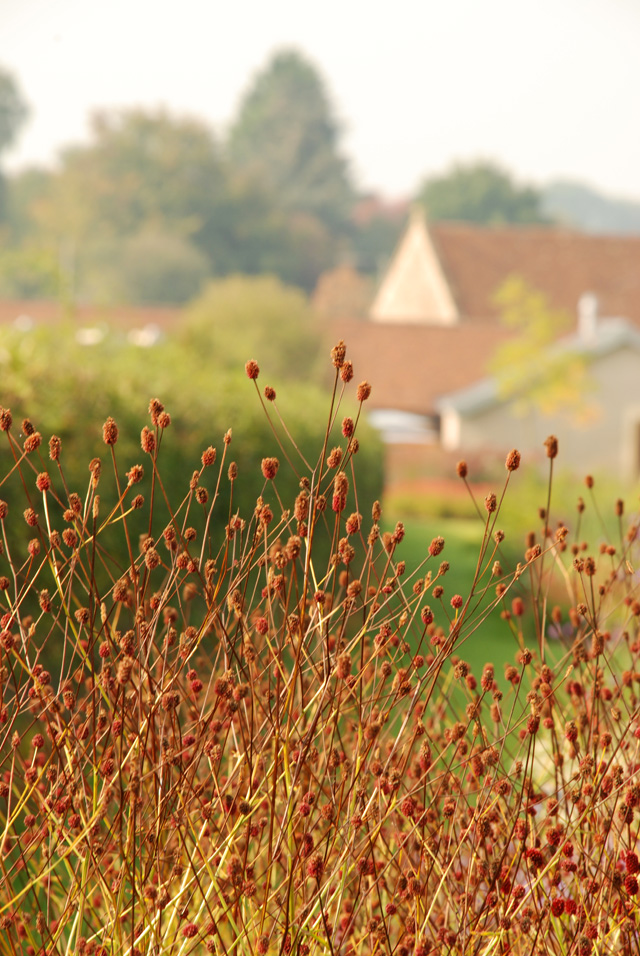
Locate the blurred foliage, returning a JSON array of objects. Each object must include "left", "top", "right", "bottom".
[
  {"left": 416, "top": 161, "right": 549, "bottom": 225},
  {"left": 490, "top": 275, "right": 598, "bottom": 423},
  {"left": 0, "top": 274, "right": 383, "bottom": 569},
  {"left": 0, "top": 66, "right": 28, "bottom": 158},
  {"left": 228, "top": 49, "right": 355, "bottom": 235}
]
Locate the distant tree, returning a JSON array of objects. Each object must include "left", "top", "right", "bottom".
[
  {"left": 228, "top": 49, "right": 355, "bottom": 233},
  {"left": 416, "top": 161, "right": 549, "bottom": 225},
  {"left": 116, "top": 231, "right": 209, "bottom": 304},
  {"left": 37, "top": 108, "right": 228, "bottom": 242},
  {"left": 0, "top": 67, "right": 28, "bottom": 155},
  {"left": 0, "top": 67, "right": 28, "bottom": 222}
]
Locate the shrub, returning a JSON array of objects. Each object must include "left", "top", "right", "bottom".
[{"left": 0, "top": 342, "right": 638, "bottom": 955}]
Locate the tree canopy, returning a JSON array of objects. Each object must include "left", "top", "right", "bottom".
[
  {"left": 416, "top": 161, "right": 549, "bottom": 225},
  {"left": 228, "top": 50, "right": 355, "bottom": 233},
  {"left": 0, "top": 67, "right": 28, "bottom": 156}
]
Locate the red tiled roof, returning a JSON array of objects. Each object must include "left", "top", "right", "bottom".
[
  {"left": 323, "top": 318, "right": 514, "bottom": 416},
  {"left": 0, "top": 299, "right": 182, "bottom": 330},
  {"left": 431, "top": 223, "right": 640, "bottom": 325}
]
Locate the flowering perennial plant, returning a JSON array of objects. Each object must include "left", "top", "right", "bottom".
[{"left": 0, "top": 343, "right": 639, "bottom": 955}]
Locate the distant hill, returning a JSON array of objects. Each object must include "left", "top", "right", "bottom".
[{"left": 541, "top": 180, "right": 640, "bottom": 235}]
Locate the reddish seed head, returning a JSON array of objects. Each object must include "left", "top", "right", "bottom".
[
  {"left": 245, "top": 359, "right": 260, "bottom": 380},
  {"left": 141, "top": 427, "right": 156, "bottom": 454},
  {"left": 201, "top": 446, "right": 216, "bottom": 466},
  {"left": 450, "top": 594, "right": 463, "bottom": 609},
  {"left": 429, "top": 536, "right": 444, "bottom": 557},
  {"left": 544, "top": 435, "right": 558, "bottom": 459},
  {"left": 0, "top": 407, "right": 11, "bottom": 432},
  {"left": 421, "top": 606, "right": 433, "bottom": 626},
  {"left": 356, "top": 380, "right": 371, "bottom": 402},
  {"left": 331, "top": 340, "right": 346, "bottom": 367},
  {"left": 512, "top": 597, "right": 525, "bottom": 616},
  {"left": 261, "top": 457, "right": 279, "bottom": 481},
  {"left": 505, "top": 448, "right": 521, "bottom": 471},
  {"left": 307, "top": 852, "right": 324, "bottom": 881},
  {"left": 342, "top": 416, "right": 354, "bottom": 438},
  {"left": 585, "top": 474, "right": 594, "bottom": 489},
  {"left": 102, "top": 417, "right": 118, "bottom": 446},
  {"left": 485, "top": 493, "right": 497, "bottom": 513},
  {"left": 48, "top": 435, "right": 61, "bottom": 461},
  {"left": 148, "top": 398, "right": 164, "bottom": 425},
  {"left": 264, "top": 385, "right": 276, "bottom": 401},
  {"left": 127, "top": 464, "right": 144, "bottom": 484},
  {"left": 182, "top": 923, "right": 198, "bottom": 939},
  {"left": 157, "top": 411, "right": 171, "bottom": 429},
  {"left": 36, "top": 472, "right": 51, "bottom": 492},
  {"left": 340, "top": 360, "right": 354, "bottom": 383},
  {"left": 24, "top": 432, "right": 42, "bottom": 453}
]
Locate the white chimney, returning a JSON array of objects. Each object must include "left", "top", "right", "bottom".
[{"left": 578, "top": 292, "right": 598, "bottom": 344}]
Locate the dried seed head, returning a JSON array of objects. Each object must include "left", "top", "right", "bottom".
[
  {"left": 0, "top": 407, "right": 12, "bottom": 432},
  {"left": 36, "top": 472, "right": 51, "bottom": 492},
  {"left": 141, "top": 427, "right": 156, "bottom": 454},
  {"left": 245, "top": 359, "right": 260, "bottom": 380},
  {"left": 429, "top": 536, "right": 444, "bottom": 557},
  {"left": 102, "top": 417, "right": 118, "bottom": 446},
  {"left": 201, "top": 446, "right": 216, "bottom": 467},
  {"left": 456, "top": 460, "right": 468, "bottom": 478},
  {"left": 331, "top": 340, "right": 346, "bottom": 367},
  {"left": 340, "top": 360, "right": 354, "bottom": 383},
  {"left": 261, "top": 457, "right": 279, "bottom": 481},
  {"left": 327, "top": 447, "right": 342, "bottom": 468},
  {"left": 485, "top": 493, "right": 497, "bottom": 513},
  {"left": 505, "top": 449, "right": 521, "bottom": 471},
  {"left": 264, "top": 385, "right": 276, "bottom": 401},
  {"left": 24, "top": 432, "right": 42, "bottom": 453},
  {"left": 48, "top": 435, "right": 61, "bottom": 461},
  {"left": 544, "top": 435, "right": 558, "bottom": 459},
  {"left": 157, "top": 411, "right": 171, "bottom": 429},
  {"left": 148, "top": 398, "right": 164, "bottom": 425},
  {"left": 356, "top": 381, "right": 371, "bottom": 402},
  {"left": 127, "top": 464, "right": 144, "bottom": 484}
]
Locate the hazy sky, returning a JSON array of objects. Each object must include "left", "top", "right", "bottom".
[{"left": 2, "top": 0, "right": 639, "bottom": 200}]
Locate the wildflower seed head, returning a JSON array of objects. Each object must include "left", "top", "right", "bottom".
[
  {"left": 48, "top": 435, "right": 61, "bottom": 460},
  {"left": 342, "top": 416, "right": 354, "bottom": 438},
  {"left": 102, "top": 417, "right": 118, "bottom": 446},
  {"left": 485, "top": 493, "right": 497, "bottom": 513},
  {"left": 148, "top": 398, "right": 164, "bottom": 424},
  {"left": 505, "top": 448, "right": 521, "bottom": 471},
  {"left": 456, "top": 460, "right": 468, "bottom": 478},
  {"left": 356, "top": 380, "right": 371, "bottom": 402},
  {"left": 340, "top": 360, "right": 354, "bottom": 382},
  {"left": 544, "top": 435, "right": 558, "bottom": 459},
  {"left": 331, "top": 340, "right": 346, "bottom": 367},
  {"left": 126, "top": 464, "right": 144, "bottom": 484},
  {"left": 36, "top": 472, "right": 51, "bottom": 492},
  {"left": 429, "top": 536, "right": 444, "bottom": 557},
  {"left": 245, "top": 359, "right": 260, "bottom": 380},
  {"left": 261, "top": 457, "right": 279, "bottom": 481},
  {"left": 372, "top": 500, "right": 382, "bottom": 521},
  {"left": 141, "top": 427, "right": 156, "bottom": 454},
  {"left": 201, "top": 446, "right": 216, "bottom": 467},
  {"left": 327, "top": 447, "right": 342, "bottom": 468},
  {"left": 264, "top": 385, "right": 276, "bottom": 401},
  {"left": 24, "top": 431, "right": 42, "bottom": 453},
  {"left": 307, "top": 852, "right": 324, "bottom": 881},
  {"left": 0, "top": 407, "right": 11, "bottom": 432},
  {"left": 228, "top": 462, "right": 237, "bottom": 480},
  {"left": 157, "top": 411, "right": 171, "bottom": 428},
  {"left": 585, "top": 474, "right": 594, "bottom": 488}
]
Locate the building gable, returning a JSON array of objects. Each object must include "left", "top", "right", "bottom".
[{"left": 369, "top": 211, "right": 459, "bottom": 325}]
